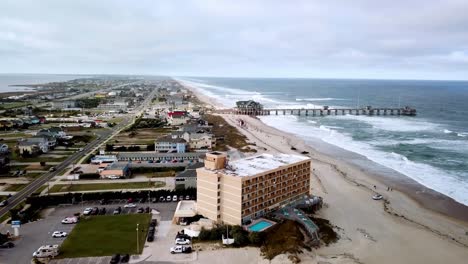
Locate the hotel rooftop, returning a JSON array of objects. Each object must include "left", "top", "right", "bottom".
[{"left": 204, "top": 153, "right": 309, "bottom": 177}]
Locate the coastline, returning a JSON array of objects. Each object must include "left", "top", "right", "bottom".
[{"left": 181, "top": 80, "right": 468, "bottom": 263}]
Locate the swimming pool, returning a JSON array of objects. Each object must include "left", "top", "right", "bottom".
[{"left": 247, "top": 220, "right": 274, "bottom": 232}]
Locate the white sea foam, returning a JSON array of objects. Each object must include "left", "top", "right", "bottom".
[
  {"left": 259, "top": 115, "right": 468, "bottom": 206},
  {"left": 332, "top": 115, "right": 439, "bottom": 132},
  {"left": 458, "top": 133, "right": 468, "bottom": 137},
  {"left": 373, "top": 138, "right": 468, "bottom": 150},
  {"left": 443, "top": 129, "right": 453, "bottom": 134},
  {"left": 296, "top": 97, "right": 350, "bottom": 101},
  {"left": 176, "top": 77, "right": 291, "bottom": 108}
]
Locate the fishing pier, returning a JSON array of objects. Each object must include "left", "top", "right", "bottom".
[{"left": 215, "top": 100, "right": 417, "bottom": 116}]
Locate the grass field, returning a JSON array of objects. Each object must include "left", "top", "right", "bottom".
[
  {"left": 4, "top": 184, "right": 27, "bottom": 192},
  {"left": 49, "top": 181, "right": 165, "bottom": 193},
  {"left": 59, "top": 214, "right": 151, "bottom": 258}
]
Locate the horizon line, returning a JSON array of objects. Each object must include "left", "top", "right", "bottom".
[{"left": 1, "top": 72, "right": 468, "bottom": 82}]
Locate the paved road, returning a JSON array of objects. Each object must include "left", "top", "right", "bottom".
[{"left": 0, "top": 85, "right": 159, "bottom": 219}]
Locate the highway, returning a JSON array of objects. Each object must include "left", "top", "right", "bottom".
[{"left": 0, "top": 84, "right": 159, "bottom": 220}]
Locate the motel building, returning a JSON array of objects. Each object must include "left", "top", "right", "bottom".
[{"left": 196, "top": 151, "right": 311, "bottom": 225}]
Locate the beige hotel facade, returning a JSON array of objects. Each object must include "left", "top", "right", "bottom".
[{"left": 196, "top": 151, "right": 311, "bottom": 225}]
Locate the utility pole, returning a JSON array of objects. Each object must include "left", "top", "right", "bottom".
[{"left": 136, "top": 223, "right": 139, "bottom": 253}]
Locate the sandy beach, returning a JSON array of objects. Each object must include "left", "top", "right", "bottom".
[{"left": 183, "top": 82, "right": 468, "bottom": 264}]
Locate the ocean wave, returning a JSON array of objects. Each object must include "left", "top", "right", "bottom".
[
  {"left": 332, "top": 115, "right": 439, "bottom": 132},
  {"left": 176, "top": 77, "right": 291, "bottom": 108},
  {"left": 443, "top": 129, "right": 453, "bottom": 134},
  {"left": 259, "top": 115, "right": 468, "bottom": 206},
  {"left": 458, "top": 133, "right": 468, "bottom": 137},
  {"left": 296, "top": 97, "right": 350, "bottom": 101}
]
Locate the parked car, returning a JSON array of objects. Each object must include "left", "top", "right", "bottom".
[
  {"left": 91, "top": 207, "right": 99, "bottom": 215},
  {"left": 113, "top": 207, "right": 121, "bottom": 215},
  {"left": 179, "top": 218, "right": 188, "bottom": 226},
  {"left": 121, "top": 254, "right": 130, "bottom": 263},
  {"left": 110, "top": 254, "right": 121, "bottom": 264},
  {"left": 185, "top": 195, "right": 190, "bottom": 200},
  {"left": 137, "top": 207, "right": 144, "bottom": 213},
  {"left": 372, "top": 194, "right": 383, "bottom": 200},
  {"left": 0, "top": 199, "right": 8, "bottom": 207},
  {"left": 49, "top": 167, "right": 56, "bottom": 172},
  {"left": 159, "top": 196, "right": 165, "bottom": 202},
  {"left": 175, "top": 238, "right": 191, "bottom": 245},
  {"left": 150, "top": 219, "right": 157, "bottom": 227},
  {"left": 147, "top": 233, "right": 155, "bottom": 242},
  {"left": 83, "top": 207, "right": 93, "bottom": 215},
  {"left": 170, "top": 245, "right": 192, "bottom": 254},
  {"left": 151, "top": 198, "right": 157, "bottom": 203},
  {"left": 61, "top": 217, "right": 78, "bottom": 224},
  {"left": 179, "top": 195, "right": 184, "bottom": 201},
  {"left": 52, "top": 231, "right": 67, "bottom": 238},
  {"left": 0, "top": 242, "right": 14, "bottom": 248},
  {"left": 145, "top": 207, "right": 150, "bottom": 213},
  {"left": 124, "top": 203, "right": 136, "bottom": 208},
  {"left": 166, "top": 196, "right": 172, "bottom": 202},
  {"left": 173, "top": 195, "right": 178, "bottom": 201},
  {"left": 99, "top": 207, "right": 107, "bottom": 215}
]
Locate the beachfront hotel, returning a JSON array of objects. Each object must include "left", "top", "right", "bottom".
[{"left": 196, "top": 151, "right": 311, "bottom": 225}]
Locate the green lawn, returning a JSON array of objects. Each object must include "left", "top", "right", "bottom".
[
  {"left": 49, "top": 181, "right": 165, "bottom": 193},
  {"left": 32, "top": 185, "right": 48, "bottom": 195},
  {"left": 59, "top": 214, "right": 151, "bottom": 258},
  {"left": 4, "top": 184, "right": 27, "bottom": 192}
]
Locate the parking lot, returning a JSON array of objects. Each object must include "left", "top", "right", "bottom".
[{"left": 0, "top": 201, "right": 177, "bottom": 264}]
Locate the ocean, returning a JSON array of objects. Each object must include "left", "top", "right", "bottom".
[
  {"left": 0, "top": 73, "right": 83, "bottom": 93},
  {"left": 177, "top": 77, "right": 468, "bottom": 206}
]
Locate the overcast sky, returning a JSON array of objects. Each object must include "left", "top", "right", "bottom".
[{"left": 1, "top": 0, "right": 468, "bottom": 80}]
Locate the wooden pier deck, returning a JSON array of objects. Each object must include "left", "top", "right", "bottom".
[{"left": 215, "top": 106, "right": 417, "bottom": 116}]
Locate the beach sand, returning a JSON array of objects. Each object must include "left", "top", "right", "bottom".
[{"left": 184, "top": 83, "right": 468, "bottom": 264}]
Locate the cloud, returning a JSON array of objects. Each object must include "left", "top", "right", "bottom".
[{"left": 0, "top": 0, "right": 467, "bottom": 80}]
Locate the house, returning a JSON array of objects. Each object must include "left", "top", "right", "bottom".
[
  {"left": 35, "top": 135, "right": 56, "bottom": 149},
  {"left": 18, "top": 141, "right": 41, "bottom": 155},
  {"left": 155, "top": 135, "right": 187, "bottom": 153},
  {"left": 52, "top": 100, "right": 76, "bottom": 109},
  {"left": 175, "top": 162, "right": 203, "bottom": 190},
  {"left": 187, "top": 133, "right": 214, "bottom": 150},
  {"left": 197, "top": 151, "right": 311, "bottom": 225},
  {"left": 91, "top": 155, "right": 118, "bottom": 164},
  {"left": 0, "top": 120, "right": 14, "bottom": 129},
  {"left": 37, "top": 127, "right": 67, "bottom": 139},
  {"left": 235, "top": 100, "right": 263, "bottom": 115},
  {"left": 99, "top": 162, "right": 130, "bottom": 179},
  {"left": 22, "top": 137, "right": 50, "bottom": 153},
  {"left": 166, "top": 111, "right": 189, "bottom": 126}
]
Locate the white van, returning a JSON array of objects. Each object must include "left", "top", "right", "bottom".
[{"left": 33, "top": 245, "right": 59, "bottom": 258}]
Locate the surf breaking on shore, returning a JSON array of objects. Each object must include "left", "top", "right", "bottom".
[{"left": 176, "top": 77, "right": 468, "bottom": 207}]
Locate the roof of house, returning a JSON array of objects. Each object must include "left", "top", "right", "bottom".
[
  {"left": 18, "top": 141, "right": 39, "bottom": 146},
  {"left": 155, "top": 135, "right": 187, "bottom": 144},
  {"left": 105, "top": 162, "right": 129, "bottom": 170}
]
